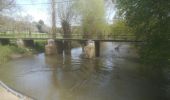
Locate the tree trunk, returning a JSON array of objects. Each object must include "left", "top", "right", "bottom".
[
  {"left": 62, "top": 20, "right": 71, "bottom": 55},
  {"left": 51, "top": 0, "right": 56, "bottom": 38}
]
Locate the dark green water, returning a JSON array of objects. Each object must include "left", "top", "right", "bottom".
[{"left": 0, "top": 42, "right": 169, "bottom": 100}]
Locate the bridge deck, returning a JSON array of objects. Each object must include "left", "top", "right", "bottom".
[{"left": 0, "top": 33, "right": 142, "bottom": 42}]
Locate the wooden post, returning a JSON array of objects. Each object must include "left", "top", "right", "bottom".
[{"left": 95, "top": 41, "right": 100, "bottom": 57}]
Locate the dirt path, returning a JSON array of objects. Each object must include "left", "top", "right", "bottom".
[
  {"left": 0, "top": 81, "right": 33, "bottom": 100},
  {"left": 0, "top": 86, "right": 19, "bottom": 100}
]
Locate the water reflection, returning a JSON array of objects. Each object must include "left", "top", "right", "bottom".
[{"left": 0, "top": 42, "right": 169, "bottom": 100}]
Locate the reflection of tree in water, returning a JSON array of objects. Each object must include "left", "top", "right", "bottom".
[
  {"left": 45, "top": 54, "right": 71, "bottom": 100},
  {"left": 61, "top": 55, "right": 72, "bottom": 71},
  {"left": 44, "top": 48, "right": 123, "bottom": 100},
  {"left": 46, "top": 54, "right": 74, "bottom": 99},
  {"left": 45, "top": 55, "right": 60, "bottom": 68},
  {"left": 45, "top": 53, "right": 103, "bottom": 99},
  {"left": 64, "top": 59, "right": 104, "bottom": 93},
  {"left": 43, "top": 54, "right": 62, "bottom": 97}
]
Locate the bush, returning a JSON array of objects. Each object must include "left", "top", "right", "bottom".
[
  {"left": 0, "top": 45, "right": 27, "bottom": 65},
  {"left": 0, "top": 45, "right": 13, "bottom": 64},
  {"left": 34, "top": 40, "right": 46, "bottom": 52},
  {"left": 9, "top": 46, "right": 27, "bottom": 54}
]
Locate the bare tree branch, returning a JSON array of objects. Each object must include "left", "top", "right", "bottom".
[{"left": 0, "top": 0, "right": 15, "bottom": 12}]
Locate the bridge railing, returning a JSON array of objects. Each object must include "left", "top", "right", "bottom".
[
  {"left": 63, "top": 34, "right": 137, "bottom": 40},
  {"left": 0, "top": 33, "right": 49, "bottom": 39},
  {"left": 0, "top": 33, "right": 137, "bottom": 41}
]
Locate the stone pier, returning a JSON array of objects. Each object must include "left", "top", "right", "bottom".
[
  {"left": 84, "top": 40, "right": 95, "bottom": 58},
  {"left": 16, "top": 39, "right": 25, "bottom": 48},
  {"left": 45, "top": 39, "right": 57, "bottom": 55}
]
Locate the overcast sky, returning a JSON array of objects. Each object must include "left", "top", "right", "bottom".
[
  {"left": 16, "top": 0, "right": 50, "bottom": 25},
  {"left": 15, "top": 0, "right": 115, "bottom": 26}
]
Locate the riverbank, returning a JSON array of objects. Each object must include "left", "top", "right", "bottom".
[
  {"left": 0, "top": 45, "right": 32, "bottom": 65},
  {"left": 0, "top": 81, "right": 33, "bottom": 100}
]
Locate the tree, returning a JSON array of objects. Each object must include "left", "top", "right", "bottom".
[
  {"left": 36, "top": 20, "right": 44, "bottom": 33},
  {"left": 0, "top": 0, "right": 16, "bottom": 31},
  {"left": 0, "top": 15, "right": 14, "bottom": 32},
  {"left": 75, "top": 0, "right": 109, "bottom": 38},
  {"left": 51, "top": 0, "right": 57, "bottom": 38},
  {"left": 111, "top": 19, "right": 134, "bottom": 36},
  {"left": 57, "top": 0, "right": 74, "bottom": 37},
  {"left": 115, "top": 0, "right": 170, "bottom": 67},
  {"left": 35, "top": 20, "right": 49, "bottom": 33},
  {"left": 57, "top": 0, "right": 75, "bottom": 54},
  {"left": 0, "top": 0, "right": 15, "bottom": 12}
]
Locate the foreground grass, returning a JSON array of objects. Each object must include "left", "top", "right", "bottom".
[{"left": 0, "top": 45, "right": 28, "bottom": 65}]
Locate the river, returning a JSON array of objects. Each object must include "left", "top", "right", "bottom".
[{"left": 0, "top": 42, "right": 169, "bottom": 100}]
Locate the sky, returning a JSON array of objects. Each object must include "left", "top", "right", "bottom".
[
  {"left": 15, "top": 0, "right": 115, "bottom": 26},
  {"left": 16, "top": 0, "right": 51, "bottom": 25}
]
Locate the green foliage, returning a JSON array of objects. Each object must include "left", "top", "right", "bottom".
[
  {"left": 0, "top": 45, "right": 27, "bottom": 65},
  {"left": 36, "top": 20, "right": 48, "bottom": 33},
  {"left": 74, "top": 0, "right": 110, "bottom": 36},
  {"left": 116, "top": 0, "right": 170, "bottom": 67},
  {"left": 9, "top": 46, "right": 27, "bottom": 54},
  {"left": 34, "top": 40, "right": 46, "bottom": 52},
  {"left": 0, "top": 45, "right": 13, "bottom": 64},
  {"left": 111, "top": 20, "right": 134, "bottom": 35}
]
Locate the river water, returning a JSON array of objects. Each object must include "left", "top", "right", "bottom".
[{"left": 0, "top": 42, "right": 169, "bottom": 100}]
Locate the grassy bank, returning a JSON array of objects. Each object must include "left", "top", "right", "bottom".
[
  {"left": 0, "top": 40, "right": 81, "bottom": 65},
  {"left": 0, "top": 45, "right": 29, "bottom": 65}
]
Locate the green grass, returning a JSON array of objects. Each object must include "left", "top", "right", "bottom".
[
  {"left": 0, "top": 45, "right": 13, "bottom": 65},
  {"left": 0, "top": 45, "right": 28, "bottom": 65}
]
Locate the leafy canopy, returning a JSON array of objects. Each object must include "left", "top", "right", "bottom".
[
  {"left": 74, "top": 0, "right": 109, "bottom": 35},
  {"left": 111, "top": 20, "right": 134, "bottom": 36},
  {"left": 115, "top": 0, "right": 170, "bottom": 67}
]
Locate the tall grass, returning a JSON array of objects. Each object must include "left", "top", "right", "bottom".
[
  {"left": 0, "top": 45, "right": 13, "bottom": 65},
  {"left": 0, "top": 45, "right": 27, "bottom": 65}
]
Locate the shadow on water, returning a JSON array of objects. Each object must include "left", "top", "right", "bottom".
[
  {"left": 0, "top": 42, "right": 169, "bottom": 100},
  {"left": 137, "top": 64, "right": 170, "bottom": 100}
]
